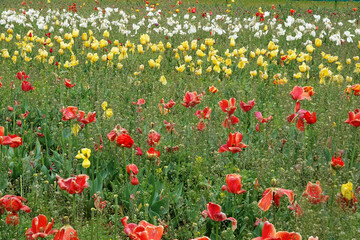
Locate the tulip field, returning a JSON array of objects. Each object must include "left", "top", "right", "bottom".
[{"left": 2, "top": 0, "right": 360, "bottom": 239}]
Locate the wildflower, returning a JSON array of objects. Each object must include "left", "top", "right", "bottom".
[{"left": 202, "top": 202, "right": 237, "bottom": 231}]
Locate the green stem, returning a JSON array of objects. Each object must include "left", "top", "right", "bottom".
[
  {"left": 114, "top": 195, "right": 118, "bottom": 240},
  {"left": 72, "top": 194, "right": 76, "bottom": 225},
  {"left": 90, "top": 208, "right": 94, "bottom": 240},
  {"left": 123, "top": 148, "right": 127, "bottom": 183}
]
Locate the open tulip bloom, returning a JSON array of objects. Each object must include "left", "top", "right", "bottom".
[
  {"left": 202, "top": 202, "right": 237, "bottom": 231},
  {"left": 121, "top": 216, "right": 164, "bottom": 240},
  {"left": 218, "top": 132, "right": 247, "bottom": 153},
  {"left": 252, "top": 221, "right": 301, "bottom": 240},
  {"left": 25, "top": 215, "right": 58, "bottom": 240},
  {"left": 258, "top": 187, "right": 294, "bottom": 212}
]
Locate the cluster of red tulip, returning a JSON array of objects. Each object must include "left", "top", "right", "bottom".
[
  {"left": 16, "top": 71, "right": 35, "bottom": 92},
  {"left": 0, "top": 195, "right": 31, "bottom": 226}
]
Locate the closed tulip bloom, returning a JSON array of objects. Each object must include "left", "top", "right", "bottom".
[{"left": 222, "top": 174, "right": 246, "bottom": 194}]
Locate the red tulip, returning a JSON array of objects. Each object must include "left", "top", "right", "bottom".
[
  {"left": 353, "top": 8, "right": 357, "bottom": 11},
  {"left": 53, "top": 224, "right": 79, "bottom": 240},
  {"left": 208, "top": 85, "right": 218, "bottom": 93},
  {"left": 331, "top": 155, "right": 345, "bottom": 169},
  {"left": 239, "top": 99, "right": 255, "bottom": 112},
  {"left": 222, "top": 115, "right": 239, "bottom": 129},
  {"left": 307, "top": 9, "right": 312, "bottom": 14},
  {"left": 147, "top": 130, "right": 161, "bottom": 146},
  {"left": 136, "top": 146, "right": 143, "bottom": 156},
  {"left": 77, "top": 111, "right": 96, "bottom": 125},
  {"left": 127, "top": 164, "right": 139, "bottom": 185},
  {"left": 289, "top": 86, "right": 311, "bottom": 101},
  {"left": 0, "top": 195, "right": 31, "bottom": 213},
  {"left": 147, "top": 147, "right": 160, "bottom": 159},
  {"left": 181, "top": 91, "right": 204, "bottom": 108},
  {"left": 107, "top": 125, "right": 128, "bottom": 142},
  {"left": 6, "top": 213, "right": 19, "bottom": 226},
  {"left": 56, "top": 174, "right": 89, "bottom": 194},
  {"left": 64, "top": 79, "right": 76, "bottom": 88},
  {"left": 258, "top": 187, "right": 294, "bottom": 211},
  {"left": 219, "top": 98, "right": 236, "bottom": 115},
  {"left": 163, "top": 120, "right": 175, "bottom": 133},
  {"left": 255, "top": 112, "right": 272, "bottom": 123},
  {"left": 19, "top": 110, "right": 30, "bottom": 119},
  {"left": 302, "top": 181, "right": 329, "bottom": 204},
  {"left": 202, "top": 202, "right": 237, "bottom": 231},
  {"left": 195, "top": 107, "right": 212, "bottom": 119},
  {"left": 288, "top": 201, "right": 303, "bottom": 217},
  {"left": 21, "top": 81, "right": 35, "bottom": 91},
  {"left": 309, "top": 237, "right": 318, "bottom": 240},
  {"left": 219, "top": 132, "right": 247, "bottom": 153},
  {"left": 121, "top": 216, "right": 164, "bottom": 240},
  {"left": 116, "top": 133, "right": 134, "bottom": 148},
  {"left": 16, "top": 71, "right": 30, "bottom": 81},
  {"left": 132, "top": 98, "right": 145, "bottom": 105},
  {"left": 192, "top": 7, "right": 196, "bottom": 13},
  {"left": 345, "top": 109, "right": 360, "bottom": 127},
  {"left": 93, "top": 194, "right": 107, "bottom": 212},
  {"left": 0, "top": 128, "right": 23, "bottom": 148},
  {"left": 61, "top": 106, "right": 78, "bottom": 121},
  {"left": 191, "top": 237, "right": 210, "bottom": 240},
  {"left": 222, "top": 174, "right": 246, "bottom": 194},
  {"left": 287, "top": 109, "right": 317, "bottom": 131},
  {"left": 25, "top": 215, "right": 58, "bottom": 240},
  {"left": 161, "top": 98, "right": 176, "bottom": 109},
  {"left": 290, "top": 9, "right": 296, "bottom": 15},
  {"left": 252, "top": 221, "right": 301, "bottom": 240}
]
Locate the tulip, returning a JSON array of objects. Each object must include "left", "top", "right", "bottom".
[
  {"left": 222, "top": 174, "right": 246, "bottom": 194},
  {"left": 202, "top": 202, "right": 237, "bottom": 231}
]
